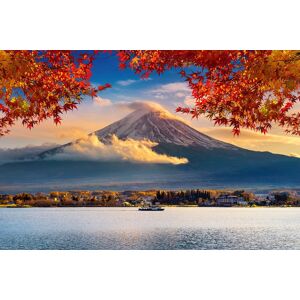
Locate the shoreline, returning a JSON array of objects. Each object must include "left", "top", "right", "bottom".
[{"left": 1, "top": 205, "right": 299, "bottom": 208}]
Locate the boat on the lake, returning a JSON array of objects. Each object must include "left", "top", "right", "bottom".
[{"left": 138, "top": 205, "right": 164, "bottom": 211}]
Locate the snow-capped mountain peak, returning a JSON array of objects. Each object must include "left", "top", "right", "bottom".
[{"left": 93, "top": 105, "right": 236, "bottom": 149}]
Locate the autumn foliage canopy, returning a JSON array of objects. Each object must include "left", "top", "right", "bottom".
[
  {"left": 0, "top": 50, "right": 111, "bottom": 136},
  {"left": 118, "top": 50, "right": 300, "bottom": 135},
  {"left": 1, "top": 50, "right": 300, "bottom": 136}
]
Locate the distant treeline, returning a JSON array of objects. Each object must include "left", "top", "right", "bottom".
[
  {"left": 155, "top": 189, "right": 215, "bottom": 205},
  {"left": 155, "top": 189, "right": 300, "bottom": 206},
  {"left": 1, "top": 189, "right": 300, "bottom": 207}
]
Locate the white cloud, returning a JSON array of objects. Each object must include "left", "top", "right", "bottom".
[
  {"left": 184, "top": 96, "right": 195, "bottom": 106},
  {"left": 0, "top": 144, "right": 58, "bottom": 164},
  {"left": 52, "top": 134, "right": 188, "bottom": 165},
  {"left": 121, "top": 100, "right": 171, "bottom": 113},
  {"left": 175, "top": 92, "right": 186, "bottom": 98},
  {"left": 93, "top": 96, "right": 112, "bottom": 107},
  {"left": 150, "top": 82, "right": 191, "bottom": 101},
  {"left": 117, "top": 78, "right": 152, "bottom": 87},
  {"left": 117, "top": 79, "right": 138, "bottom": 86},
  {"left": 152, "top": 82, "right": 190, "bottom": 93},
  {"left": 115, "top": 100, "right": 187, "bottom": 123}
]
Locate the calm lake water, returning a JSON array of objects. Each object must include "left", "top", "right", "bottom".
[{"left": 0, "top": 207, "right": 300, "bottom": 250}]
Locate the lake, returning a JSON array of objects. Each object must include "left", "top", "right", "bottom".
[{"left": 0, "top": 207, "right": 300, "bottom": 250}]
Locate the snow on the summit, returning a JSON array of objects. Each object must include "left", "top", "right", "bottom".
[{"left": 94, "top": 102, "right": 237, "bottom": 149}]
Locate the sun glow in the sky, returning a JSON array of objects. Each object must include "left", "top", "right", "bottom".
[{"left": 1, "top": 52, "right": 300, "bottom": 158}]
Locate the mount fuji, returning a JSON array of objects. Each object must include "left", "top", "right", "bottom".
[
  {"left": 1, "top": 102, "right": 300, "bottom": 192},
  {"left": 94, "top": 108, "right": 234, "bottom": 149},
  {"left": 38, "top": 103, "right": 238, "bottom": 159}
]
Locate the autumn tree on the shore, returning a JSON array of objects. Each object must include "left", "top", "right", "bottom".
[{"left": 1, "top": 50, "right": 300, "bottom": 136}]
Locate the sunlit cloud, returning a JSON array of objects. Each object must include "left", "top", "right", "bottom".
[
  {"left": 115, "top": 100, "right": 188, "bottom": 123},
  {"left": 290, "top": 153, "right": 300, "bottom": 158},
  {"left": 152, "top": 82, "right": 190, "bottom": 93},
  {"left": 52, "top": 134, "right": 188, "bottom": 165},
  {"left": 150, "top": 82, "right": 191, "bottom": 100},
  {"left": 93, "top": 96, "right": 112, "bottom": 107},
  {"left": 201, "top": 127, "right": 300, "bottom": 157},
  {"left": 184, "top": 96, "right": 195, "bottom": 106}
]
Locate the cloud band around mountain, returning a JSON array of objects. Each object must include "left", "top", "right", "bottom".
[
  {"left": 50, "top": 134, "right": 189, "bottom": 165},
  {"left": 0, "top": 144, "right": 57, "bottom": 164}
]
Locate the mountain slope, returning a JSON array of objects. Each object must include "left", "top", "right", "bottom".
[{"left": 94, "top": 108, "right": 236, "bottom": 149}]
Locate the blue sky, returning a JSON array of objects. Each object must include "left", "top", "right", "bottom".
[
  {"left": 89, "top": 51, "right": 190, "bottom": 107},
  {"left": 90, "top": 51, "right": 184, "bottom": 87}
]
